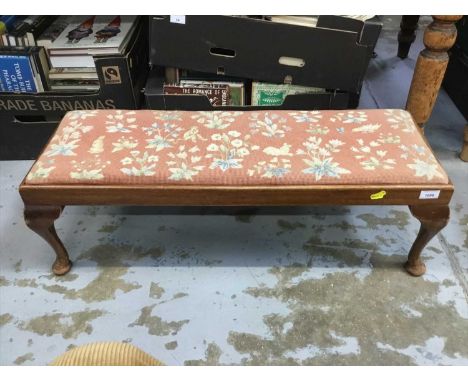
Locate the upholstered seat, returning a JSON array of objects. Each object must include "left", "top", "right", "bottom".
[{"left": 25, "top": 109, "right": 449, "bottom": 186}]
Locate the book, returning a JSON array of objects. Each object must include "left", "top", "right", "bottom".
[
  {"left": 0, "top": 53, "right": 37, "bottom": 93},
  {"left": 37, "top": 16, "right": 74, "bottom": 49},
  {"left": 180, "top": 79, "right": 245, "bottom": 106},
  {"left": 1, "top": 16, "right": 57, "bottom": 47},
  {"left": 6, "top": 16, "right": 42, "bottom": 46},
  {"left": 1, "top": 16, "right": 26, "bottom": 46},
  {"left": 49, "top": 16, "right": 138, "bottom": 55},
  {"left": 49, "top": 79, "right": 99, "bottom": 91},
  {"left": 49, "top": 67, "right": 98, "bottom": 80},
  {"left": 251, "top": 82, "right": 324, "bottom": 106},
  {"left": 163, "top": 84, "right": 230, "bottom": 107},
  {"left": 0, "top": 46, "right": 50, "bottom": 92}
]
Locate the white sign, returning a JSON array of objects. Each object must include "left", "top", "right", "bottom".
[
  {"left": 170, "top": 15, "right": 186, "bottom": 25},
  {"left": 419, "top": 190, "right": 440, "bottom": 199}
]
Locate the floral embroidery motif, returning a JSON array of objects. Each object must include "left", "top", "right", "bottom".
[
  {"left": 26, "top": 160, "right": 55, "bottom": 180},
  {"left": 249, "top": 112, "right": 289, "bottom": 138},
  {"left": 192, "top": 111, "right": 242, "bottom": 130},
  {"left": 68, "top": 110, "right": 99, "bottom": 120},
  {"left": 384, "top": 109, "right": 415, "bottom": 133},
  {"left": 105, "top": 111, "right": 138, "bottom": 133},
  {"left": 112, "top": 137, "right": 139, "bottom": 153},
  {"left": 400, "top": 144, "right": 444, "bottom": 180},
  {"left": 205, "top": 131, "right": 253, "bottom": 171},
  {"left": 144, "top": 122, "right": 182, "bottom": 151},
  {"left": 89, "top": 136, "right": 105, "bottom": 154},
  {"left": 288, "top": 111, "right": 322, "bottom": 124},
  {"left": 351, "top": 124, "right": 381, "bottom": 133},
  {"left": 297, "top": 137, "right": 351, "bottom": 180},
  {"left": 153, "top": 110, "right": 183, "bottom": 122},
  {"left": 70, "top": 158, "right": 110, "bottom": 180},
  {"left": 26, "top": 109, "right": 449, "bottom": 186},
  {"left": 120, "top": 151, "right": 159, "bottom": 176},
  {"left": 351, "top": 139, "right": 396, "bottom": 170},
  {"left": 45, "top": 120, "right": 94, "bottom": 157},
  {"left": 166, "top": 145, "right": 204, "bottom": 181},
  {"left": 332, "top": 111, "right": 368, "bottom": 124}
]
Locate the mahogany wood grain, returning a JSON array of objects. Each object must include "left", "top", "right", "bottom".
[
  {"left": 405, "top": 204, "right": 450, "bottom": 276},
  {"left": 23, "top": 205, "right": 71, "bottom": 275},
  {"left": 20, "top": 183, "right": 454, "bottom": 207}
]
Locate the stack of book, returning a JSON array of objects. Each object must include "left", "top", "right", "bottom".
[
  {"left": 43, "top": 15, "right": 138, "bottom": 91},
  {"left": 1, "top": 16, "right": 57, "bottom": 47},
  {"left": 1, "top": 15, "right": 139, "bottom": 93}
]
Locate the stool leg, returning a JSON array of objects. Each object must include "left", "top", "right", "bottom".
[
  {"left": 405, "top": 204, "right": 450, "bottom": 276},
  {"left": 24, "top": 205, "right": 72, "bottom": 276}
]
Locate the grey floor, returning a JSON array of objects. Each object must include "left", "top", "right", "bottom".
[{"left": 0, "top": 16, "right": 467, "bottom": 366}]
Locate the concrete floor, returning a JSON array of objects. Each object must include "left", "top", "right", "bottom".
[{"left": 0, "top": 16, "right": 467, "bottom": 365}]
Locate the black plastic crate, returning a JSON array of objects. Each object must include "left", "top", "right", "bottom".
[
  {"left": 149, "top": 15, "right": 381, "bottom": 93},
  {"left": 144, "top": 67, "right": 351, "bottom": 111}
]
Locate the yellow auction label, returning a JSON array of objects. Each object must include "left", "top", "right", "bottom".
[{"left": 370, "top": 190, "right": 387, "bottom": 200}]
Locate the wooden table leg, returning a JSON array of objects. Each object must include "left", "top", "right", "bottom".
[
  {"left": 398, "top": 15, "right": 420, "bottom": 59},
  {"left": 406, "top": 16, "right": 463, "bottom": 129}
]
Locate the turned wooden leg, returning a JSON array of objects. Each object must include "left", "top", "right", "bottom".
[
  {"left": 24, "top": 205, "right": 72, "bottom": 276},
  {"left": 406, "top": 15, "right": 463, "bottom": 128},
  {"left": 398, "top": 15, "right": 420, "bottom": 59},
  {"left": 460, "top": 124, "right": 468, "bottom": 162},
  {"left": 405, "top": 204, "right": 450, "bottom": 276}
]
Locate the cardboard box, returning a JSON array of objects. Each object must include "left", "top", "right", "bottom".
[
  {"left": 0, "top": 18, "right": 148, "bottom": 120},
  {"left": 149, "top": 15, "right": 381, "bottom": 93}
]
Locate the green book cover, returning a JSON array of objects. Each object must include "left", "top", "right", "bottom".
[{"left": 251, "top": 82, "right": 325, "bottom": 106}]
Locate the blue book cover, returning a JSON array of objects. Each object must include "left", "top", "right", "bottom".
[{"left": 0, "top": 55, "right": 37, "bottom": 93}]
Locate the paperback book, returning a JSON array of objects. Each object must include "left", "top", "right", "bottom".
[
  {"left": 49, "top": 67, "right": 98, "bottom": 81},
  {"left": 179, "top": 79, "right": 245, "bottom": 106},
  {"left": 0, "top": 53, "right": 37, "bottom": 92},
  {"left": 251, "top": 82, "right": 324, "bottom": 106},
  {"left": 163, "top": 84, "right": 230, "bottom": 107}
]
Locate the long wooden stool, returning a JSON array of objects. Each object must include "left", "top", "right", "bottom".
[{"left": 19, "top": 109, "right": 454, "bottom": 276}]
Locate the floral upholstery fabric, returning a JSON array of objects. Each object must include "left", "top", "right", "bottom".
[{"left": 25, "top": 109, "right": 449, "bottom": 186}]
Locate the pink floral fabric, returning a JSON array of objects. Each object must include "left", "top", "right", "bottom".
[{"left": 25, "top": 109, "right": 449, "bottom": 186}]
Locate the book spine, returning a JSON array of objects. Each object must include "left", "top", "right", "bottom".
[
  {"left": 0, "top": 55, "right": 37, "bottom": 93},
  {"left": 163, "top": 84, "right": 230, "bottom": 106}
]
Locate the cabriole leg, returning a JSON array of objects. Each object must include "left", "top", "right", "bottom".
[
  {"left": 24, "top": 205, "right": 72, "bottom": 276},
  {"left": 405, "top": 204, "right": 450, "bottom": 276}
]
